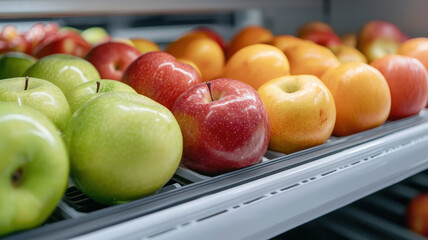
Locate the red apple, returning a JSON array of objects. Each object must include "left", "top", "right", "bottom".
[
  {"left": 0, "top": 40, "right": 7, "bottom": 54},
  {"left": 0, "top": 25, "right": 19, "bottom": 42},
  {"left": 301, "top": 30, "right": 342, "bottom": 48},
  {"left": 24, "top": 22, "right": 60, "bottom": 55},
  {"left": 370, "top": 55, "right": 428, "bottom": 120},
  {"left": 85, "top": 42, "right": 141, "bottom": 81},
  {"left": 407, "top": 193, "right": 428, "bottom": 237},
  {"left": 121, "top": 51, "right": 201, "bottom": 110},
  {"left": 0, "top": 25, "right": 29, "bottom": 54},
  {"left": 32, "top": 30, "right": 91, "bottom": 58},
  {"left": 172, "top": 78, "right": 270, "bottom": 175},
  {"left": 357, "top": 20, "right": 406, "bottom": 61},
  {"left": 9, "top": 35, "right": 29, "bottom": 53},
  {"left": 297, "top": 21, "right": 334, "bottom": 39},
  {"left": 192, "top": 27, "right": 227, "bottom": 52}
]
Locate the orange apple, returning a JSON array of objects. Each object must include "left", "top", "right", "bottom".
[
  {"left": 407, "top": 193, "right": 428, "bottom": 237},
  {"left": 270, "top": 35, "right": 308, "bottom": 52},
  {"left": 257, "top": 75, "right": 336, "bottom": 154},
  {"left": 329, "top": 45, "right": 368, "bottom": 63},
  {"left": 397, "top": 38, "right": 428, "bottom": 77},
  {"left": 320, "top": 62, "right": 391, "bottom": 136},
  {"left": 297, "top": 21, "right": 334, "bottom": 39},
  {"left": 166, "top": 33, "right": 224, "bottom": 82},
  {"left": 130, "top": 38, "right": 160, "bottom": 54},
  {"left": 223, "top": 44, "right": 290, "bottom": 90},
  {"left": 370, "top": 55, "right": 428, "bottom": 120},
  {"left": 283, "top": 41, "right": 340, "bottom": 78},
  {"left": 357, "top": 20, "right": 406, "bottom": 62},
  {"left": 226, "top": 25, "right": 274, "bottom": 59},
  {"left": 341, "top": 33, "right": 357, "bottom": 47},
  {"left": 301, "top": 31, "right": 342, "bottom": 48},
  {"left": 191, "top": 26, "right": 227, "bottom": 53}
]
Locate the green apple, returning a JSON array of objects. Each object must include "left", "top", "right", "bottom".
[
  {"left": 68, "top": 79, "right": 136, "bottom": 113},
  {"left": 81, "top": 27, "right": 110, "bottom": 45},
  {"left": 24, "top": 54, "right": 100, "bottom": 99},
  {"left": 59, "top": 26, "right": 82, "bottom": 34},
  {"left": 0, "top": 52, "right": 36, "bottom": 80},
  {"left": 0, "top": 102, "right": 69, "bottom": 236},
  {"left": 0, "top": 77, "right": 71, "bottom": 131},
  {"left": 64, "top": 92, "right": 183, "bottom": 205}
]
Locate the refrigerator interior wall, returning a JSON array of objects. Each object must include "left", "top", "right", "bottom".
[{"left": 262, "top": 0, "right": 428, "bottom": 37}]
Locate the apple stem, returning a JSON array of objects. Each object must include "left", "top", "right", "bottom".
[
  {"left": 206, "top": 82, "right": 214, "bottom": 102},
  {"left": 24, "top": 76, "right": 29, "bottom": 90},
  {"left": 96, "top": 81, "right": 101, "bottom": 93},
  {"left": 11, "top": 167, "right": 23, "bottom": 187}
]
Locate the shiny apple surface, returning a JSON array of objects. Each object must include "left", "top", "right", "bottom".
[
  {"left": 172, "top": 78, "right": 269, "bottom": 175},
  {"left": 121, "top": 51, "right": 201, "bottom": 110}
]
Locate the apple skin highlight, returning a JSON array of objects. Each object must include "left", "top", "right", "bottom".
[
  {"left": 172, "top": 78, "right": 270, "bottom": 176},
  {"left": 121, "top": 51, "right": 202, "bottom": 110}
]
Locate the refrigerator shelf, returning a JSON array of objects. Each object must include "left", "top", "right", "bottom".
[
  {"left": 72, "top": 120, "right": 428, "bottom": 240},
  {"left": 277, "top": 170, "right": 428, "bottom": 240},
  {"left": 5, "top": 110, "right": 428, "bottom": 240}
]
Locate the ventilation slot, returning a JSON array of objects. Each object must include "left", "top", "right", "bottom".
[
  {"left": 322, "top": 170, "right": 336, "bottom": 176},
  {"left": 244, "top": 196, "right": 266, "bottom": 205},
  {"left": 147, "top": 228, "right": 176, "bottom": 239},
  {"left": 280, "top": 183, "right": 300, "bottom": 191},
  {"left": 371, "top": 152, "right": 386, "bottom": 159},
  {"left": 197, "top": 210, "right": 228, "bottom": 222}
]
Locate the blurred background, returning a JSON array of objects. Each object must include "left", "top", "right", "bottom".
[{"left": 2, "top": 0, "right": 428, "bottom": 47}]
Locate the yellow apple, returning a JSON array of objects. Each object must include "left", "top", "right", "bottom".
[
  {"left": 130, "top": 38, "right": 160, "bottom": 54},
  {"left": 257, "top": 75, "right": 336, "bottom": 154},
  {"left": 329, "top": 45, "right": 367, "bottom": 63}
]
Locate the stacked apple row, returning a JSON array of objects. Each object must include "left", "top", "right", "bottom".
[
  {"left": 1, "top": 20, "right": 428, "bottom": 237},
  {"left": 0, "top": 23, "right": 161, "bottom": 60}
]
